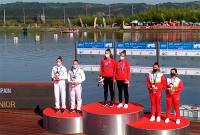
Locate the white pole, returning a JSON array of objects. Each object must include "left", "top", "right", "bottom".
[
  {"left": 23, "top": 8, "right": 26, "bottom": 24},
  {"left": 109, "top": 6, "right": 111, "bottom": 19},
  {"left": 132, "top": 5, "right": 134, "bottom": 16},
  {"left": 4, "top": 8, "right": 6, "bottom": 25},
  {"left": 64, "top": 8, "right": 66, "bottom": 24}
]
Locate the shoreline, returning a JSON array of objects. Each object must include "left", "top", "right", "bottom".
[{"left": 1, "top": 26, "right": 200, "bottom": 33}]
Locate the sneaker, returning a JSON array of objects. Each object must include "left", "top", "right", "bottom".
[
  {"left": 150, "top": 115, "right": 155, "bottom": 122},
  {"left": 70, "top": 109, "right": 75, "bottom": 112},
  {"left": 61, "top": 108, "right": 65, "bottom": 113},
  {"left": 117, "top": 103, "right": 123, "bottom": 108},
  {"left": 176, "top": 119, "right": 181, "bottom": 125},
  {"left": 123, "top": 104, "right": 128, "bottom": 109},
  {"left": 165, "top": 118, "right": 170, "bottom": 123},
  {"left": 55, "top": 108, "right": 60, "bottom": 113},
  {"left": 102, "top": 101, "right": 108, "bottom": 107},
  {"left": 76, "top": 110, "right": 82, "bottom": 113},
  {"left": 156, "top": 116, "right": 161, "bottom": 122},
  {"left": 109, "top": 102, "right": 114, "bottom": 107}
]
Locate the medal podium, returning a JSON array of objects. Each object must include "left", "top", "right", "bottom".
[{"left": 43, "top": 102, "right": 190, "bottom": 135}]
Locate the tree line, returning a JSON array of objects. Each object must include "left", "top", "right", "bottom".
[{"left": 0, "top": 2, "right": 200, "bottom": 27}]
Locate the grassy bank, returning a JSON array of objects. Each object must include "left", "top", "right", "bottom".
[
  {"left": 0, "top": 25, "right": 122, "bottom": 33},
  {"left": 1, "top": 25, "right": 200, "bottom": 34}
]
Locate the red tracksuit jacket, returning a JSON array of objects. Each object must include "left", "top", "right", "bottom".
[
  {"left": 164, "top": 77, "right": 184, "bottom": 95},
  {"left": 146, "top": 71, "right": 166, "bottom": 93},
  {"left": 99, "top": 57, "right": 116, "bottom": 79},
  {"left": 115, "top": 59, "right": 130, "bottom": 81}
]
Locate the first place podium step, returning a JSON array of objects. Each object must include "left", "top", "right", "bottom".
[{"left": 82, "top": 102, "right": 144, "bottom": 135}]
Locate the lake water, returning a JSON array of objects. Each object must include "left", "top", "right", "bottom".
[{"left": 0, "top": 31, "right": 200, "bottom": 111}]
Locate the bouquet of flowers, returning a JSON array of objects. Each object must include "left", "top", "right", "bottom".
[
  {"left": 168, "top": 83, "right": 174, "bottom": 95},
  {"left": 151, "top": 84, "right": 158, "bottom": 94},
  {"left": 98, "top": 77, "right": 104, "bottom": 87},
  {"left": 53, "top": 71, "right": 60, "bottom": 83}
]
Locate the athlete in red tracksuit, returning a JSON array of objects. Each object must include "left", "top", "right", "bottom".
[
  {"left": 164, "top": 68, "right": 184, "bottom": 124},
  {"left": 99, "top": 49, "right": 116, "bottom": 107},
  {"left": 146, "top": 62, "right": 166, "bottom": 122},
  {"left": 115, "top": 50, "right": 130, "bottom": 109}
]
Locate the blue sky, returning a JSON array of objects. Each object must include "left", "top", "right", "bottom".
[{"left": 0, "top": 0, "right": 196, "bottom": 4}]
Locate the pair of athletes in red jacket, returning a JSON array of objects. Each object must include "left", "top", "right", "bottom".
[
  {"left": 146, "top": 62, "right": 184, "bottom": 124},
  {"left": 99, "top": 49, "right": 130, "bottom": 109},
  {"left": 99, "top": 49, "right": 184, "bottom": 124}
]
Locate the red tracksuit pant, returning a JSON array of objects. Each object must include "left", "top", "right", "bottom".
[
  {"left": 166, "top": 94, "right": 180, "bottom": 119},
  {"left": 149, "top": 92, "right": 162, "bottom": 116}
]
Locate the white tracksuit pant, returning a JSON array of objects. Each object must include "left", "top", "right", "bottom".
[
  {"left": 69, "top": 85, "right": 82, "bottom": 110},
  {"left": 54, "top": 80, "right": 66, "bottom": 109},
  {"left": 68, "top": 67, "right": 85, "bottom": 110}
]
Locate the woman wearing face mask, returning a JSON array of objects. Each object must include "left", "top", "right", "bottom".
[
  {"left": 115, "top": 50, "right": 130, "bottom": 109},
  {"left": 146, "top": 62, "right": 166, "bottom": 122},
  {"left": 51, "top": 56, "right": 68, "bottom": 113},
  {"left": 99, "top": 49, "right": 116, "bottom": 107},
  {"left": 68, "top": 60, "right": 85, "bottom": 113},
  {"left": 164, "top": 68, "right": 184, "bottom": 124}
]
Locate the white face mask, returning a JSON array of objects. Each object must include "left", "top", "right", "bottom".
[
  {"left": 105, "top": 54, "right": 110, "bottom": 58},
  {"left": 73, "top": 65, "right": 78, "bottom": 69},
  {"left": 57, "top": 62, "right": 62, "bottom": 66},
  {"left": 120, "top": 56, "right": 125, "bottom": 60}
]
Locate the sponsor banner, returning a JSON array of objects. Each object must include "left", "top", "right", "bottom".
[
  {"left": 0, "top": 82, "right": 70, "bottom": 109},
  {"left": 77, "top": 42, "right": 114, "bottom": 55},
  {"left": 77, "top": 41, "right": 114, "bottom": 48},
  {"left": 77, "top": 42, "right": 200, "bottom": 56},
  {"left": 80, "top": 65, "right": 200, "bottom": 76}
]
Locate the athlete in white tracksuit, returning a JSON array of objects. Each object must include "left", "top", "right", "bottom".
[
  {"left": 51, "top": 56, "right": 68, "bottom": 112},
  {"left": 68, "top": 60, "right": 85, "bottom": 112}
]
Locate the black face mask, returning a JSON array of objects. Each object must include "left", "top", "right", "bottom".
[
  {"left": 171, "top": 73, "right": 176, "bottom": 77},
  {"left": 153, "top": 69, "right": 158, "bottom": 72}
]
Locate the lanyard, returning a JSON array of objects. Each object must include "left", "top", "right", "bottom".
[
  {"left": 56, "top": 66, "right": 62, "bottom": 74},
  {"left": 71, "top": 68, "right": 79, "bottom": 79},
  {"left": 170, "top": 77, "right": 176, "bottom": 85},
  {"left": 120, "top": 61, "right": 125, "bottom": 73},
  {"left": 151, "top": 73, "right": 157, "bottom": 84},
  {"left": 104, "top": 59, "right": 110, "bottom": 68}
]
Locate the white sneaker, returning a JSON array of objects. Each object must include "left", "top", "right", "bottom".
[
  {"left": 150, "top": 115, "right": 155, "bottom": 122},
  {"left": 117, "top": 103, "right": 123, "bottom": 108},
  {"left": 123, "top": 104, "right": 128, "bottom": 109},
  {"left": 176, "top": 119, "right": 181, "bottom": 124},
  {"left": 156, "top": 116, "right": 161, "bottom": 122},
  {"left": 165, "top": 118, "right": 170, "bottom": 123}
]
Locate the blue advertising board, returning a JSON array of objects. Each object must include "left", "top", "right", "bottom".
[
  {"left": 160, "top": 42, "right": 200, "bottom": 50},
  {"left": 117, "top": 42, "right": 156, "bottom": 49},
  {"left": 77, "top": 42, "right": 114, "bottom": 48},
  {"left": 78, "top": 41, "right": 200, "bottom": 50}
]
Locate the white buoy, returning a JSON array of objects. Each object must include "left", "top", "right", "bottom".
[
  {"left": 35, "top": 35, "right": 40, "bottom": 42},
  {"left": 83, "top": 32, "right": 87, "bottom": 37},
  {"left": 70, "top": 33, "right": 73, "bottom": 39},
  {"left": 54, "top": 34, "right": 58, "bottom": 40},
  {"left": 13, "top": 36, "right": 18, "bottom": 44}
]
